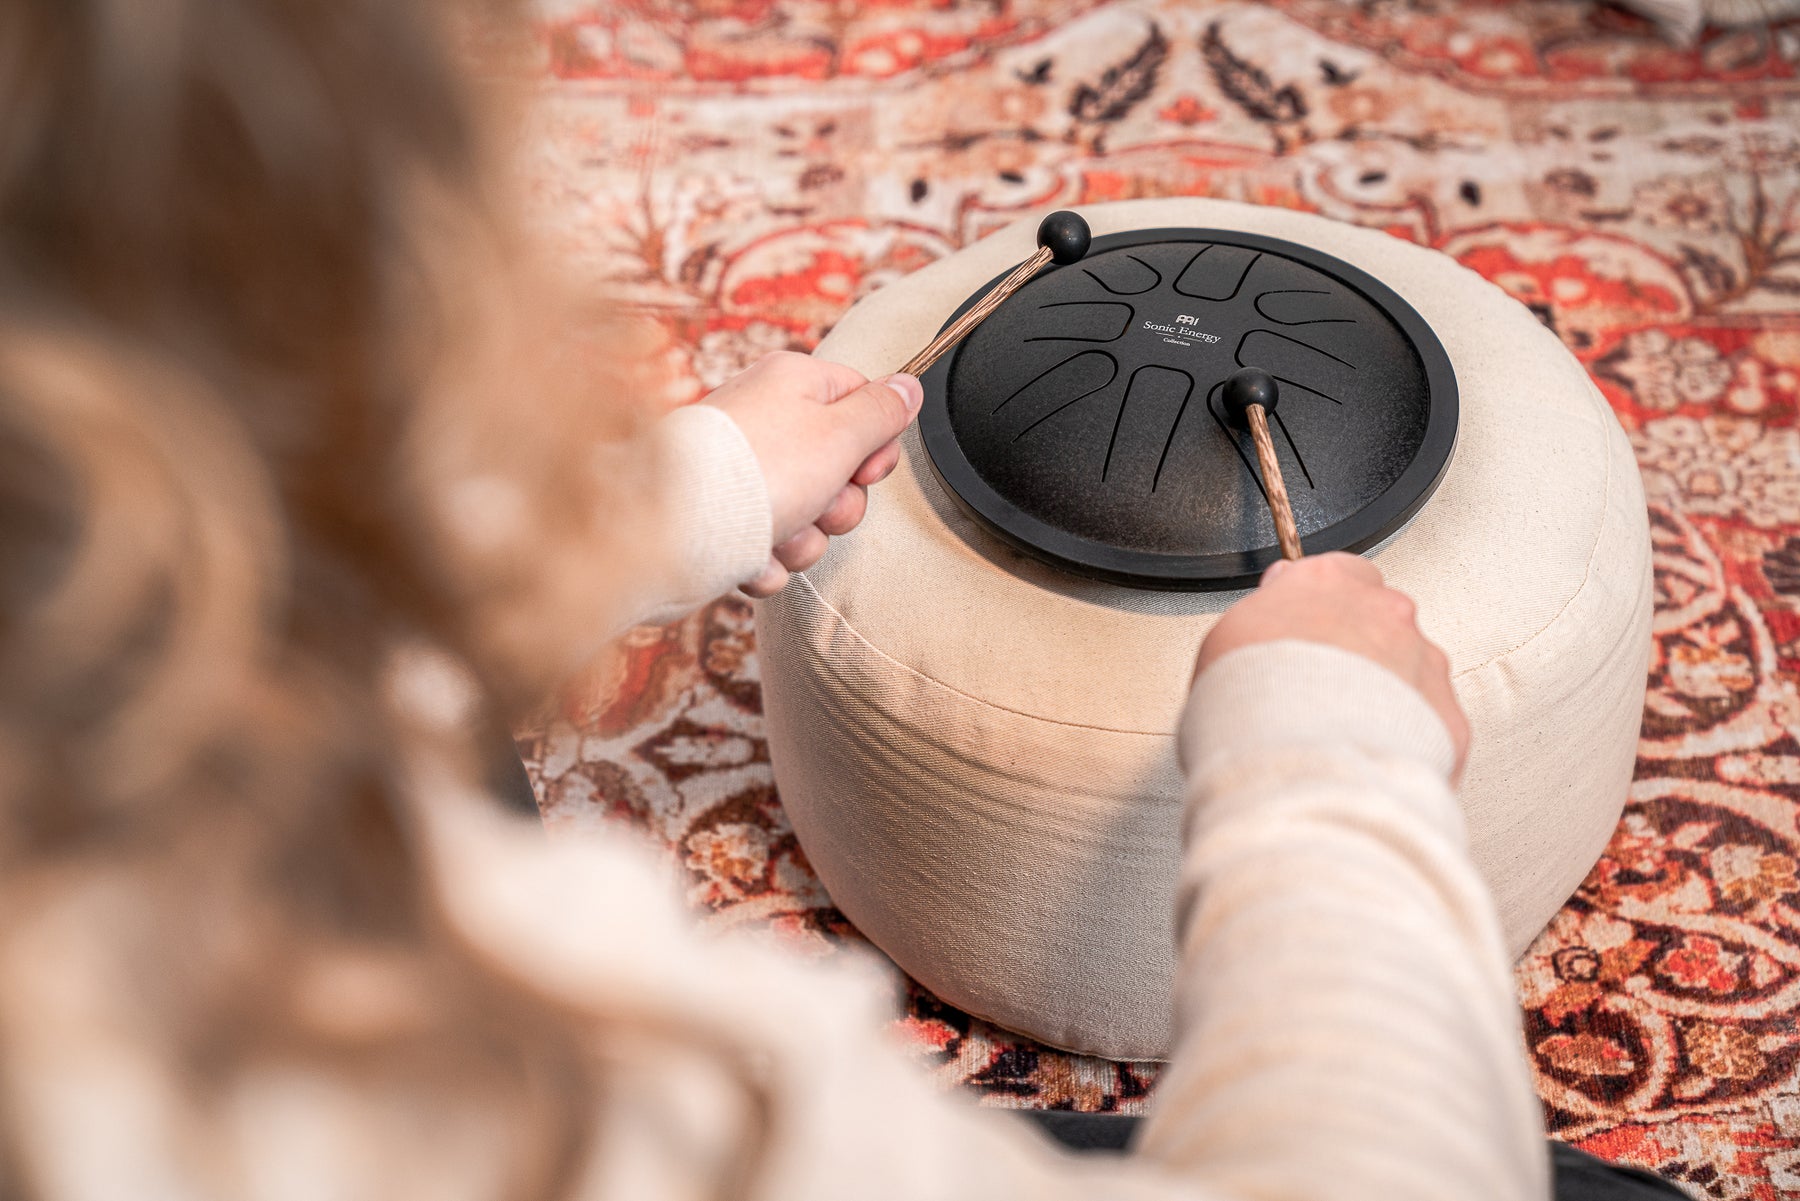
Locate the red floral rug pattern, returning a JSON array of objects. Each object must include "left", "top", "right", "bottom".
[{"left": 514, "top": 2, "right": 1800, "bottom": 1195}]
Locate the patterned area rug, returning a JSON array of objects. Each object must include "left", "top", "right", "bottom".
[{"left": 514, "top": 2, "right": 1800, "bottom": 1195}]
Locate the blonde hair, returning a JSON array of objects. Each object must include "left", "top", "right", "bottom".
[{"left": 0, "top": 1, "right": 728, "bottom": 1195}]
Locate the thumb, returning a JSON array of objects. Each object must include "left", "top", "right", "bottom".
[{"left": 828, "top": 373, "right": 923, "bottom": 459}]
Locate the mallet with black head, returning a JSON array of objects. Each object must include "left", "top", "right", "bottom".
[
  {"left": 1221, "top": 367, "right": 1303, "bottom": 563},
  {"left": 899, "top": 211, "right": 1092, "bottom": 378}
]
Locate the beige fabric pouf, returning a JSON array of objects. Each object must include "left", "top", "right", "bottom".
[{"left": 756, "top": 198, "right": 1652, "bottom": 1061}]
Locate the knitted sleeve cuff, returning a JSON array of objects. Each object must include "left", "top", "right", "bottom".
[
  {"left": 639, "top": 403, "right": 772, "bottom": 624},
  {"left": 1178, "top": 639, "right": 1460, "bottom": 783}
]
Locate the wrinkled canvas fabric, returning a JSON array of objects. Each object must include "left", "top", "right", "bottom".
[{"left": 757, "top": 198, "right": 1653, "bottom": 1060}]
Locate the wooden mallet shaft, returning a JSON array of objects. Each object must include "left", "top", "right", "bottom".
[
  {"left": 899, "top": 211, "right": 1092, "bottom": 379},
  {"left": 901, "top": 246, "right": 1051, "bottom": 377},
  {"left": 1222, "top": 368, "right": 1303, "bottom": 563},
  {"left": 1245, "top": 404, "right": 1303, "bottom": 561}
]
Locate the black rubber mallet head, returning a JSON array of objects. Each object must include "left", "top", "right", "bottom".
[
  {"left": 900, "top": 210, "right": 1092, "bottom": 377},
  {"left": 1221, "top": 367, "right": 1280, "bottom": 427},
  {"left": 1221, "top": 368, "right": 1303, "bottom": 562},
  {"left": 1036, "top": 209, "right": 1092, "bottom": 266}
]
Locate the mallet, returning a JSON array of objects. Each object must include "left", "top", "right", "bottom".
[
  {"left": 899, "top": 210, "right": 1092, "bottom": 378},
  {"left": 1222, "top": 367, "right": 1303, "bottom": 562}
]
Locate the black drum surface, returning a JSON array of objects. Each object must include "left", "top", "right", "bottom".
[{"left": 917, "top": 227, "right": 1458, "bottom": 590}]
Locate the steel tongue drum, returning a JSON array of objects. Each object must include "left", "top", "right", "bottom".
[{"left": 910, "top": 221, "right": 1459, "bottom": 590}]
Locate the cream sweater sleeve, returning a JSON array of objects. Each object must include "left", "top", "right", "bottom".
[
  {"left": 1134, "top": 639, "right": 1551, "bottom": 1201},
  {"left": 624, "top": 402, "right": 772, "bottom": 629}
]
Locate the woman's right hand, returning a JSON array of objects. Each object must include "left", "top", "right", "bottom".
[
  {"left": 1194, "top": 553, "right": 1470, "bottom": 778},
  {"left": 702, "top": 352, "right": 922, "bottom": 597}
]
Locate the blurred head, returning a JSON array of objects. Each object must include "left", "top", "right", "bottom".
[{"left": 0, "top": 1, "right": 668, "bottom": 1194}]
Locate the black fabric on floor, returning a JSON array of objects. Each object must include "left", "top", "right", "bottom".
[
  {"left": 1548, "top": 1139, "right": 1697, "bottom": 1200},
  {"left": 491, "top": 734, "right": 540, "bottom": 819},
  {"left": 1019, "top": 1110, "right": 1140, "bottom": 1153},
  {"left": 1016, "top": 1112, "right": 1695, "bottom": 1198}
]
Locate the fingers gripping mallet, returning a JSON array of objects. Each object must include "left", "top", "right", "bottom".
[
  {"left": 899, "top": 211, "right": 1092, "bottom": 378},
  {"left": 1222, "top": 367, "right": 1303, "bottom": 562}
]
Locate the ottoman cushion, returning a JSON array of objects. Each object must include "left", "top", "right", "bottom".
[{"left": 756, "top": 198, "right": 1652, "bottom": 1061}]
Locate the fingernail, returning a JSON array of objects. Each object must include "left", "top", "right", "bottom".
[
  {"left": 1260, "top": 559, "right": 1291, "bottom": 585},
  {"left": 884, "top": 373, "right": 923, "bottom": 414}
]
